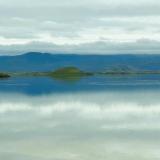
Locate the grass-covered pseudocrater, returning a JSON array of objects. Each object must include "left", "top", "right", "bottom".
[
  {"left": 0, "top": 73, "right": 10, "bottom": 79},
  {"left": 48, "top": 66, "right": 93, "bottom": 82}
]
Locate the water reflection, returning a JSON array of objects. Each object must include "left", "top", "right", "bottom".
[
  {"left": 0, "top": 90, "right": 160, "bottom": 160},
  {"left": 1, "top": 74, "right": 160, "bottom": 95},
  {"left": 51, "top": 75, "right": 83, "bottom": 83}
]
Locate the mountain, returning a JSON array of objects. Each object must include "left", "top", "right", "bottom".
[{"left": 1, "top": 52, "right": 160, "bottom": 72}]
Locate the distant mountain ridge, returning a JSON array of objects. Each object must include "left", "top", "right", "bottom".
[{"left": 1, "top": 52, "right": 160, "bottom": 72}]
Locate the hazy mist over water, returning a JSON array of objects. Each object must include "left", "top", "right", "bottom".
[{"left": 0, "top": 89, "right": 160, "bottom": 160}]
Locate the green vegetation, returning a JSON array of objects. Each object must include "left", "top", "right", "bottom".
[
  {"left": 97, "top": 66, "right": 160, "bottom": 75},
  {"left": 49, "top": 66, "right": 93, "bottom": 77},
  {"left": 9, "top": 66, "right": 93, "bottom": 82},
  {"left": 2, "top": 66, "right": 160, "bottom": 82},
  {"left": 0, "top": 73, "right": 10, "bottom": 78},
  {"left": 101, "top": 70, "right": 160, "bottom": 75},
  {"left": 47, "top": 67, "right": 93, "bottom": 82}
]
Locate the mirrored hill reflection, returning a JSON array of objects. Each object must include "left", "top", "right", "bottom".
[{"left": 1, "top": 73, "right": 160, "bottom": 95}]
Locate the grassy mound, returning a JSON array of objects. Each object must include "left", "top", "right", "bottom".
[
  {"left": 0, "top": 73, "right": 10, "bottom": 78},
  {"left": 50, "top": 67, "right": 92, "bottom": 77}
]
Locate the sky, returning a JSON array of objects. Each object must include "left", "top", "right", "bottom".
[{"left": 0, "top": 0, "right": 160, "bottom": 55}]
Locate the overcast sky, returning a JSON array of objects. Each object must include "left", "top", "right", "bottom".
[{"left": 0, "top": 0, "right": 160, "bottom": 55}]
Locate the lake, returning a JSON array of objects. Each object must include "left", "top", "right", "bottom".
[{"left": 0, "top": 75, "right": 160, "bottom": 160}]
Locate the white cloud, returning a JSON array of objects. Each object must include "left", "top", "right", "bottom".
[
  {"left": 0, "top": 0, "right": 160, "bottom": 54},
  {"left": 0, "top": 39, "right": 160, "bottom": 55}
]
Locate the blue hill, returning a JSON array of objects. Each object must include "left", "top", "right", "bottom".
[{"left": 0, "top": 52, "right": 160, "bottom": 72}]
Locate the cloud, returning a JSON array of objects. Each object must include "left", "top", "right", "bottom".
[
  {"left": 0, "top": 0, "right": 160, "bottom": 54},
  {"left": 0, "top": 39, "right": 160, "bottom": 55}
]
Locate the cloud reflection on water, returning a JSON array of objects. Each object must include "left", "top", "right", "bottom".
[{"left": 0, "top": 90, "right": 160, "bottom": 160}]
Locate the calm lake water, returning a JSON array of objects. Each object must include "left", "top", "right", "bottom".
[{"left": 0, "top": 75, "right": 160, "bottom": 160}]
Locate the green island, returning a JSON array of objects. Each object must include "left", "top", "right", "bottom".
[
  {"left": 1, "top": 66, "right": 160, "bottom": 81},
  {"left": 47, "top": 67, "right": 93, "bottom": 82},
  {"left": 0, "top": 73, "right": 10, "bottom": 78},
  {"left": 5, "top": 66, "right": 93, "bottom": 82},
  {"left": 48, "top": 66, "right": 93, "bottom": 76}
]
